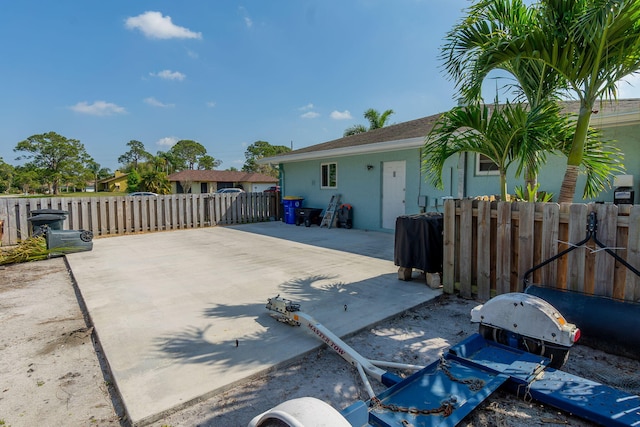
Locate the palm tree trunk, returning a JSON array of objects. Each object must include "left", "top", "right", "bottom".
[
  {"left": 557, "top": 106, "right": 593, "bottom": 203},
  {"left": 558, "top": 165, "right": 580, "bottom": 203},
  {"left": 500, "top": 171, "right": 508, "bottom": 201},
  {"left": 524, "top": 166, "right": 537, "bottom": 201}
]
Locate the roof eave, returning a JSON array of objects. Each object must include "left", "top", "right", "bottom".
[{"left": 258, "top": 136, "right": 425, "bottom": 164}]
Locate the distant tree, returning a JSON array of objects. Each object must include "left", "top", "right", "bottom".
[
  {"left": 197, "top": 154, "right": 222, "bottom": 170},
  {"left": 12, "top": 165, "right": 40, "bottom": 194},
  {"left": 118, "top": 140, "right": 152, "bottom": 172},
  {"left": 126, "top": 170, "right": 141, "bottom": 193},
  {"left": 87, "top": 161, "right": 111, "bottom": 192},
  {"left": 243, "top": 141, "right": 291, "bottom": 177},
  {"left": 226, "top": 166, "right": 239, "bottom": 171},
  {"left": 140, "top": 170, "right": 171, "bottom": 194},
  {"left": 14, "top": 131, "right": 93, "bottom": 195},
  {"left": 170, "top": 140, "right": 207, "bottom": 170},
  {"left": 155, "top": 151, "right": 179, "bottom": 174},
  {"left": 344, "top": 108, "right": 395, "bottom": 137},
  {"left": 87, "top": 160, "right": 100, "bottom": 191},
  {"left": 0, "top": 157, "right": 14, "bottom": 193}
]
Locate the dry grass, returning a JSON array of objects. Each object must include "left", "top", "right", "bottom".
[{"left": 0, "top": 235, "right": 49, "bottom": 265}]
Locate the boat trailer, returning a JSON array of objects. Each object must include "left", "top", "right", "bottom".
[{"left": 249, "top": 294, "right": 640, "bottom": 427}]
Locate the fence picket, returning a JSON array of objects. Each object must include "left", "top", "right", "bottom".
[
  {"left": 496, "top": 202, "right": 511, "bottom": 295},
  {"left": 516, "top": 202, "right": 535, "bottom": 292},
  {"left": 476, "top": 200, "right": 491, "bottom": 301},
  {"left": 443, "top": 199, "right": 456, "bottom": 294},
  {"left": 443, "top": 200, "right": 640, "bottom": 302},
  {"left": 459, "top": 199, "right": 474, "bottom": 298},
  {"left": 626, "top": 207, "right": 640, "bottom": 302}
]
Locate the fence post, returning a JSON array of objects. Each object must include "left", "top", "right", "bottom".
[
  {"left": 626, "top": 206, "right": 640, "bottom": 301},
  {"left": 443, "top": 199, "right": 456, "bottom": 294},
  {"left": 459, "top": 199, "right": 474, "bottom": 299},
  {"left": 476, "top": 200, "right": 491, "bottom": 301}
]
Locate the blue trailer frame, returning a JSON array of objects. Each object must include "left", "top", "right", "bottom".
[{"left": 341, "top": 334, "right": 640, "bottom": 427}]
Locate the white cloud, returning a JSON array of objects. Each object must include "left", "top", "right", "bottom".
[
  {"left": 301, "top": 111, "right": 319, "bottom": 119},
  {"left": 330, "top": 110, "right": 352, "bottom": 120},
  {"left": 144, "top": 97, "right": 174, "bottom": 108},
  {"left": 616, "top": 74, "right": 640, "bottom": 99},
  {"left": 125, "top": 11, "right": 202, "bottom": 40},
  {"left": 150, "top": 70, "right": 186, "bottom": 81},
  {"left": 239, "top": 7, "right": 253, "bottom": 28},
  {"left": 298, "top": 103, "right": 314, "bottom": 111},
  {"left": 156, "top": 137, "right": 178, "bottom": 147},
  {"left": 69, "top": 101, "right": 126, "bottom": 116},
  {"left": 206, "top": 101, "right": 216, "bottom": 108}
]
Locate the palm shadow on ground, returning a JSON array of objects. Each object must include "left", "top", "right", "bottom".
[
  {"left": 156, "top": 295, "right": 483, "bottom": 427},
  {"left": 153, "top": 273, "right": 345, "bottom": 367}
]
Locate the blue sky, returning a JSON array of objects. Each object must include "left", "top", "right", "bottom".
[{"left": 2, "top": 1, "right": 640, "bottom": 172}]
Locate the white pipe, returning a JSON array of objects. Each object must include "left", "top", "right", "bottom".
[
  {"left": 369, "top": 360, "right": 424, "bottom": 372},
  {"left": 294, "top": 311, "right": 388, "bottom": 382},
  {"left": 356, "top": 362, "right": 377, "bottom": 400}
]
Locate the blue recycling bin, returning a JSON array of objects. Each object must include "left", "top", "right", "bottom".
[{"left": 283, "top": 197, "right": 304, "bottom": 224}]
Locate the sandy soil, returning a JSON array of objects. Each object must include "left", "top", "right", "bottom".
[{"left": 1, "top": 257, "right": 638, "bottom": 427}]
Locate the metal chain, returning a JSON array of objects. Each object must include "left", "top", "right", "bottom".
[
  {"left": 370, "top": 396, "right": 455, "bottom": 417},
  {"left": 438, "top": 357, "right": 486, "bottom": 392},
  {"left": 369, "top": 357, "right": 487, "bottom": 418}
]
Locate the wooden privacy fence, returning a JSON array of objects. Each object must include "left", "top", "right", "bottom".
[
  {"left": 0, "top": 193, "right": 279, "bottom": 246},
  {"left": 443, "top": 199, "right": 640, "bottom": 302}
]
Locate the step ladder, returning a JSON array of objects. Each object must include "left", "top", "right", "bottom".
[{"left": 320, "top": 194, "right": 341, "bottom": 228}]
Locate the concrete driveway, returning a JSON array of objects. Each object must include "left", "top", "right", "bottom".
[{"left": 66, "top": 221, "right": 441, "bottom": 425}]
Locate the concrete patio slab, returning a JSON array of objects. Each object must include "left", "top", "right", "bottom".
[{"left": 66, "top": 222, "right": 441, "bottom": 425}]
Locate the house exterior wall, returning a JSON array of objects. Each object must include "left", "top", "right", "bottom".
[
  {"left": 281, "top": 148, "right": 425, "bottom": 231},
  {"left": 460, "top": 124, "right": 640, "bottom": 203},
  {"left": 278, "top": 120, "right": 639, "bottom": 231},
  {"left": 106, "top": 176, "right": 128, "bottom": 193}
]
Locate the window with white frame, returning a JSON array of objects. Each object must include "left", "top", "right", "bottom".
[
  {"left": 321, "top": 162, "right": 337, "bottom": 189},
  {"left": 475, "top": 154, "right": 499, "bottom": 176}
]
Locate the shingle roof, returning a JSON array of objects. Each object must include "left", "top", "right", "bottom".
[
  {"left": 265, "top": 98, "right": 640, "bottom": 163},
  {"left": 289, "top": 114, "right": 442, "bottom": 156},
  {"left": 167, "top": 170, "right": 277, "bottom": 183}
]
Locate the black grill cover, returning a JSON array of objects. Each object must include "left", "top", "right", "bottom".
[{"left": 394, "top": 214, "right": 444, "bottom": 273}]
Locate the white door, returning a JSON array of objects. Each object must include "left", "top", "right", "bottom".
[{"left": 382, "top": 161, "right": 406, "bottom": 229}]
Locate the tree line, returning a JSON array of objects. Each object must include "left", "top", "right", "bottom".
[{"left": 0, "top": 133, "right": 290, "bottom": 195}]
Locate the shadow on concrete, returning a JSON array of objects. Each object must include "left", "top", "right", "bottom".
[
  {"left": 153, "top": 273, "right": 384, "bottom": 369},
  {"left": 227, "top": 222, "right": 395, "bottom": 261}
]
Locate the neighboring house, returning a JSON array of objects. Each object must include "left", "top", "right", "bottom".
[
  {"left": 167, "top": 170, "right": 278, "bottom": 194},
  {"left": 259, "top": 99, "right": 640, "bottom": 232},
  {"left": 97, "top": 170, "right": 129, "bottom": 193}
]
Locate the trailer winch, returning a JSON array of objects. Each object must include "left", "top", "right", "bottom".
[{"left": 249, "top": 294, "right": 640, "bottom": 427}]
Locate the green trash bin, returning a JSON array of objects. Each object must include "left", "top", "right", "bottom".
[
  {"left": 46, "top": 229, "right": 93, "bottom": 255},
  {"left": 27, "top": 213, "right": 67, "bottom": 235}
]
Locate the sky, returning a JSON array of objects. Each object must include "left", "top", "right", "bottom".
[{"left": 2, "top": 1, "right": 640, "bottom": 173}]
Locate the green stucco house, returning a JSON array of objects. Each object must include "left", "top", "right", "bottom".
[{"left": 260, "top": 99, "right": 640, "bottom": 232}]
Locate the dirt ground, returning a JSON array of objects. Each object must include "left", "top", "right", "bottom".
[{"left": 1, "top": 257, "right": 639, "bottom": 427}]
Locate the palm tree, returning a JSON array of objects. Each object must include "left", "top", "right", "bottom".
[
  {"left": 423, "top": 100, "right": 565, "bottom": 201},
  {"left": 443, "top": 0, "right": 640, "bottom": 202},
  {"left": 140, "top": 170, "right": 171, "bottom": 194},
  {"left": 344, "top": 108, "right": 395, "bottom": 137}
]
